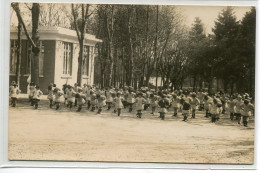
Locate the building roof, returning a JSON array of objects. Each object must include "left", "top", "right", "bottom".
[{"left": 10, "top": 26, "right": 102, "bottom": 46}]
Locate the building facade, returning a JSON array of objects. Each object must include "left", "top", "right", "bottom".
[{"left": 10, "top": 26, "right": 102, "bottom": 94}]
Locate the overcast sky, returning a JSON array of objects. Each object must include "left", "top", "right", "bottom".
[
  {"left": 178, "top": 5, "right": 252, "bottom": 34},
  {"left": 10, "top": 4, "right": 253, "bottom": 34}
]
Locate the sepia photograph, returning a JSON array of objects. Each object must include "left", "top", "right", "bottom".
[{"left": 8, "top": 2, "right": 256, "bottom": 164}]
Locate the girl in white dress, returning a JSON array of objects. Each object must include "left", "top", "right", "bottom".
[
  {"left": 66, "top": 85, "right": 76, "bottom": 110},
  {"left": 47, "top": 83, "right": 54, "bottom": 108},
  {"left": 32, "top": 85, "right": 43, "bottom": 109},
  {"left": 54, "top": 88, "right": 64, "bottom": 110},
  {"left": 114, "top": 92, "right": 124, "bottom": 116},
  {"left": 135, "top": 93, "right": 146, "bottom": 118},
  {"left": 9, "top": 83, "right": 21, "bottom": 107}
]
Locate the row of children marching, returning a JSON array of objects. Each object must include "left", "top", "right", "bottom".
[
  {"left": 44, "top": 83, "right": 179, "bottom": 119},
  {"left": 47, "top": 83, "right": 254, "bottom": 127},
  {"left": 201, "top": 91, "right": 254, "bottom": 127},
  {"left": 10, "top": 81, "right": 254, "bottom": 127}
]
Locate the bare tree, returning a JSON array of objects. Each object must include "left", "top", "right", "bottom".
[
  {"left": 126, "top": 5, "right": 135, "bottom": 86},
  {"left": 103, "top": 5, "right": 115, "bottom": 87},
  {"left": 15, "top": 21, "right": 22, "bottom": 87},
  {"left": 39, "top": 3, "right": 71, "bottom": 28},
  {"left": 12, "top": 2, "right": 41, "bottom": 85},
  {"left": 71, "top": 3, "right": 93, "bottom": 86},
  {"left": 94, "top": 4, "right": 116, "bottom": 87},
  {"left": 154, "top": 5, "right": 159, "bottom": 90}
]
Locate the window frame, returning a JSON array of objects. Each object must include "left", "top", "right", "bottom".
[
  {"left": 62, "top": 42, "right": 73, "bottom": 76},
  {"left": 9, "top": 40, "right": 18, "bottom": 75},
  {"left": 82, "top": 45, "right": 90, "bottom": 76}
]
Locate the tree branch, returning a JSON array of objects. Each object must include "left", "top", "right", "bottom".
[
  {"left": 24, "top": 3, "right": 32, "bottom": 10},
  {"left": 11, "top": 3, "right": 36, "bottom": 48},
  {"left": 71, "top": 4, "right": 81, "bottom": 41}
]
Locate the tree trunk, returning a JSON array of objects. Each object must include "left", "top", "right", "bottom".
[
  {"left": 107, "top": 42, "right": 113, "bottom": 87},
  {"left": 208, "top": 79, "right": 212, "bottom": 94},
  {"left": 127, "top": 7, "right": 134, "bottom": 87},
  {"left": 122, "top": 51, "right": 125, "bottom": 87},
  {"left": 113, "top": 47, "right": 117, "bottom": 88},
  {"left": 140, "top": 73, "right": 144, "bottom": 87},
  {"left": 11, "top": 3, "right": 40, "bottom": 85},
  {"left": 199, "top": 78, "right": 203, "bottom": 89},
  {"left": 100, "top": 67, "right": 105, "bottom": 88},
  {"left": 230, "top": 81, "right": 234, "bottom": 95},
  {"left": 223, "top": 79, "right": 228, "bottom": 93},
  {"left": 154, "top": 5, "right": 159, "bottom": 91},
  {"left": 165, "top": 78, "right": 169, "bottom": 89},
  {"left": 170, "top": 82, "right": 174, "bottom": 92},
  {"left": 208, "top": 78, "right": 215, "bottom": 94},
  {"left": 192, "top": 75, "right": 197, "bottom": 92},
  {"left": 31, "top": 3, "right": 40, "bottom": 86},
  {"left": 72, "top": 4, "right": 91, "bottom": 87},
  {"left": 142, "top": 5, "right": 149, "bottom": 88},
  {"left": 77, "top": 41, "right": 84, "bottom": 86},
  {"left": 127, "top": 11, "right": 134, "bottom": 86},
  {"left": 134, "top": 77, "right": 137, "bottom": 89},
  {"left": 15, "top": 21, "right": 22, "bottom": 87},
  {"left": 249, "top": 60, "right": 254, "bottom": 96},
  {"left": 216, "top": 78, "right": 219, "bottom": 92},
  {"left": 145, "top": 73, "right": 151, "bottom": 87}
]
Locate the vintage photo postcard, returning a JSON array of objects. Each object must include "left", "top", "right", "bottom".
[{"left": 8, "top": 2, "right": 256, "bottom": 164}]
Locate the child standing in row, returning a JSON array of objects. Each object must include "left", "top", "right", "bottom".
[
  {"left": 181, "top": 91, "right": 192, "bottom": 121},
  {"left": 97, "top": 94, "right": 106, "bottom": 114},
  {"left": 54, "top": 88, "right": 63, "bottom": 110},
  {"left": 241, "top": 99, "right": 254, "bottom": 127},
  {"left": 204, "top": 95, "right": 213, "bottom": 118},
  {"left": 85, "top": 86, "right": 92, "bottom": 110},
  {"left": 114, "top": 92, "right": 124, "bottom": 116},
  {"left": 234, "top": 95, "right": 243, "bottom": 124},
  {"left": 210, "top": 98, "right": 222, "bottom": 123},
  {"left": 29, "top": 82, "right": 35, "bottom": 106},
  {"left": 122, "top": 88, "right": 129, "bottom": 109},
  {"left": 190, "top": 93, "right": 200, "bottom": 118},
  {"left": 150, "top": 94, "right": 158, "bottom": 115},
  {"left": 144, "top": 93, "right": 150, "bottom": 111},
  {"left": 66, "top": 86, "right": 76, "bottom": 110},
  {"left": 73, "top": 83, "right": 79, "bottom": 106},
  {"left": 158, "top": 94, "right": 169, "bottom": 120},
  {"left": 198, "top": 90, "right": 205, "bottom": 111},
  {"left": 127, "top": 92, "right": 135, "bottom": 112},
  {"left": 135, "top": 93, "right": 146, "bottom": 118},
  {"left": 9, "top": 83, "right": 21, "bottom": 107},
  {"left": 171, "top": 94, "right": 179, "bottom": 117},
  {"left": 228, "top": 96, "right": 236, "bottom": 120},
  {"left": 47, "top": 83, "right": 54, "bottom": 108},
  {"left": 76, "top": 88, "right": 86, "bottom": 112},
  {"left": 32, "top": 85, "right": 43, "bottom": 109},
  {"left": 105, "top": 88, "right": 113, "bottom": 111},
  {"left": 90, "top": 94, "right": 97, "bottom": 111}
]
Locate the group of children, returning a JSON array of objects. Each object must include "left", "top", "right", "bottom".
[
  {"left": 9, "top": 81, "right": 255, "bottom": 127},
  {"left": 9, "top": 81, "right": 43, "bottom": 109}
]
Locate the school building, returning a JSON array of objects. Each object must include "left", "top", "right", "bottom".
[{"left": 10, "top": 26, "right": 102, "bottom": 94}]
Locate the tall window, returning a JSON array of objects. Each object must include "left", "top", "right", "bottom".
[
  {"left": 26, "top": 41, "right": 44, "bottom": 76},
  {"left": 63, "top": 42, "right": 73, "bottom": 75},
  {"left": 10, "top": 40, "right": 18, "bottom": 74},
  {"left": 82, "top": 45, "right": 89, "bottom": 76}
]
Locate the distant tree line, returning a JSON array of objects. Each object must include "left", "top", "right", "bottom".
[
  {"left": 11, "top": 3, "right": 256, "bottom": 95},
  {"left": 187, "top": 7, "right": 255, "bottom": 95}
]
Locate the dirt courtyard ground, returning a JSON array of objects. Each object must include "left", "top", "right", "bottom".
[{"left": 8, "top": 98, "right": 255, "bottom": 164}]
